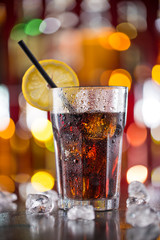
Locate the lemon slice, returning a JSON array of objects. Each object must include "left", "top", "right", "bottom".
[{"left": 22, "top": 59, "right": 79, "bottom": 111}]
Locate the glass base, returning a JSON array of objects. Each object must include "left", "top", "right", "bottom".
[{"left": 58, "top": 197, "right": 119, "bottom": 211}]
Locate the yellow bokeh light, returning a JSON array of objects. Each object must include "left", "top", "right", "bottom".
[
  {"left": 108, "top": 32, "right": 131, "bottom": 51},
  {"left": 108, "top": 69, "right": 132, "bottom": 90},
  {"left": 31, "top": 119, "right": 53, "bottom": 142},
  {"left": 31, "top": 171, "right": 55, "bottom": 192},
  {"left": 126, "top": 165, "right": 148, "bottom": 184},
  {"left": 152, "top": 64, "right": 160, "bottom": 85},
  {"left": 0, "top": 118, "right": 15, "bottom": 139},
  {"left": 0, "top": 175, "right": 15, "bottom": 192}
]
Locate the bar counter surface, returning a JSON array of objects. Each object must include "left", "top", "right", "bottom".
[{"left": 0, "top": 192, "right": 160, "bottom": 240}]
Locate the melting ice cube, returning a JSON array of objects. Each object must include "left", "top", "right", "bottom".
[
  {"left": 67, "top": 205, "right": 95, "bottom": 220},
  {"left": 126, "top": 181, "right": 150, "bottom": 207},
  {"left": 0, "top": 191, "right": 17, "bottom": 203},
  {"left": 43, "top": 190, "right": 59, "bottom": 211},
  {"left": 26, "top": 194, "right": 53, "bottom": 214},
  {"left": 126, "top": 204, "right": 159, "bottom": 227}
]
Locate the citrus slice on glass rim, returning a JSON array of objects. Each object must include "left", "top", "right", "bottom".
[{"left": 22, "top": 59, "right": 79, "bottom": 111}]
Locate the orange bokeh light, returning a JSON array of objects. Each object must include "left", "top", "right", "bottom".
[
  {"left": 127, "top": 165, "right": 148, "bottom": 184},
  {"left": 0, "top": 118, "right": 15, "bottom": 139},
  {"left": 152, "top": 64, "right": 160, "bottom": 85},
  {"left": 0, "top": 175, "right": 15, "bottom": 192},
  {"left": 126, "top": 122, "right": 147, "bottom": 147},
  {"left": 108, "top": 32, "right": 131, "bottom": 51},
  {"left": 98, "top": 28, "right": 115, "bottom": 50},
  {"left": 108, "top": 69, "right": 132, "bottom": 90}
]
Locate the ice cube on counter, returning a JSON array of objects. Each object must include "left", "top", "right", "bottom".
[
  {"left": 126, "top": 204, "right": 159, "bottom": 227},
  {"left": 127, "top": 181, "right": 150, "bottom": 207},
  {"left": 67, "top": 205, "right": 95, "bottom": 220},
  {"left": 26, "top": 194, "right": 53, "bottom": 214},
  {"left": 0, "top": 191, "right": 17, "bottom": 203}
]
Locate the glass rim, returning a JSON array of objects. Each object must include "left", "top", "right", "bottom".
[{"left": 49, "top": 85, "right": 128, "bottom": 91}]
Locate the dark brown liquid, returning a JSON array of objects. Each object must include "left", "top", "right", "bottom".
[{"left": 51, "top": 112, "right": 125, "bottom": 200}]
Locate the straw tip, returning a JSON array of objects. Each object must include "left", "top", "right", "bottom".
[{"left": 18, "top": 40, "right": 24, "bottom": 45}]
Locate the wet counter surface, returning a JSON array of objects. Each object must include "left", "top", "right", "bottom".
[{"left": 0, "top": 198, "right": 160, "bottom": 240}]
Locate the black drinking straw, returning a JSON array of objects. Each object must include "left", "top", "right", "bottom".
[{"left": 18, "top": 40, "right": 57, "bottom": 88}]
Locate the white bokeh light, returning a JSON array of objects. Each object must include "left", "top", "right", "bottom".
[
  {"left": 142, "top": 80, "right": 160, "bottom": 128},
  {"left": 58, "top": 12, "right": 79, "bottom": 28},
  {"left": 26, "top": 103, "right": 47, "bottom": 131},
  {"left": 134, "top": 99, "right": 145, "bottom": 127},
  {"left": 155, "top": 18, "right": 160, "bottom": 32},
  {"left": 39, "top": 17, "right": 61, "bottom": 34},
  {"left": 0, "top": 84, "right": 10, "bottom": 131}
]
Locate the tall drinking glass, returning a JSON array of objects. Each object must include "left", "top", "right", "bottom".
[{"left": 50, "top": 86, "right": 128, "bottom": 211}]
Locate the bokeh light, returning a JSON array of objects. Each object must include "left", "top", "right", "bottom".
[
  {"left": 81, "top": 0, "right": 110, "bottom": 12},
  {"left": 10, "top": 132, "right": 30, "bottom": 153},
  {"left": 45, "top": 138, "right": 55, "bottom": 152},
  {"left": 12, "top": 173, "right": 30, "bottom": 184},
  {"left": 155, "top": 18, "right": 160, "bottom": 32},
  {"left": 142, "top": 80, "right": 160, "bottom": 128},
  {"left": 31, "top": 119, "right": 53, "bottom": 143},
  {"left": 26, "top": 103, "right": 47, "bottom": 130},
  {"left": 108, "top": 32, "right": 130, "bottom": 51},
  {"left": 151, "top": 125, "right": 160, "bottom": 143},
  {"left": 0, "top": 84, "right": 10, "bottom": 131},
  {"left": 134, "top": 64, "right": 151, "bottom": 83},
  {"left": 58, "top": 12, "right": 79, "bottom": 28},
  {"left": 117, "top": 1, "right": 147, "bottom": 32},
  {"left": 142, "top": 98, "right": 160, "bottom": 128},
  {"left": 98, "top": 28, "right": 115, "bottom": 50},
  {"left": 151, "top": 167, "right": 160, "bottom": 186},
  {"left": 126, "top": 122, "right": 147, "bottom": 147},
  {"left": 116, "top": 22, "right": 137, "bottom": 39},
  {"left": 25, "top": 19, "right": 42, "bottom": 36},
  {"left": 134, "top": 99, "right": 145, "bottom": 127},
  {"left": 39, "top": 17, "right": 61, "bottom": 34},
  {"left": 10, "top": 23, "right": 26, "bottom": 41},
  {"left": 19, "top": 182, "right": 39, "bottom": 201},
  {"left": 0, "top": 175, "right": 15, "bottom": 192},
  {"left": 152, "top": 64, "right": 160, "bottom": 85},
  {"left": 31, "top": 171, "right": 55, "bottom": 192},
  {"left": 0, "top": 118, "right": 15, "bottom": 139},
  {"left": 100, "top": 70, "right": 112, "bottom": 85},
  {"left": 127, "top": 165, "right": 148, "bottom": 184},
  {"left": 108, "top": 69, "right": 132, "bottom": 90},
  {"left": 0, "top": 3, "right": 6, "bottom": 24}
]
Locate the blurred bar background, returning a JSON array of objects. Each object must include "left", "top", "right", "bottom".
[{"left": 0, "top": 0, "right": 160, "bottom": 200}]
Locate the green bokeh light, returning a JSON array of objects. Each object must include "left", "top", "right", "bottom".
[
  {"left": 25, "top": 19, "right": 43, "bottom": 36},
  {"left": 10, "top": 23, "right": 26, "bottom": 41},
  {"left": 45, "top": 139, "right": 55, "bottom": 152}
]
